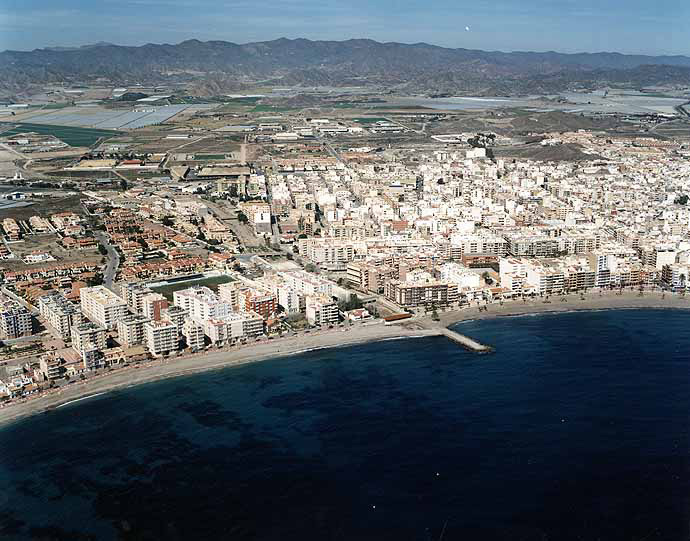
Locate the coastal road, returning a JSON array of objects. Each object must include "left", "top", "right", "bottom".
[{"left": 95, "top": 231, "right": 120, "bottom": 291}]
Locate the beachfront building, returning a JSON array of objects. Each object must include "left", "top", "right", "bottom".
[
  {"left": 238, "top": 287, "right": 277, "bottom": 320},
  {"left": 80, "top": 286, "right": 127, "bottom": 330},
  {"left": 71, "top": 322, "right": 107, "bottom": 369},
  {"left": 39, "top": 353, "right": 65, "bottom": 380},
  {"left": 38, "top": 292, "right": 82, "bottom": 341},
  {"left": 173, "top": 286, "right": 231, "bottom": 322},
  {"left": 384, "top": 280, "right": 458, "bottom": 309},
  {"left": 117, "top": 314, "right": 150, "bottom": 348},
  {"left": 182, "top": 318, "right": 205, "bottom": 350},
  {"left": 499, "top": 257, "right": 529, "bottom": 296},
  {"left": 305, "top": 295, "right": 339, "bottom": 326},
  {"left": 0, "top": 294, "right": 33, "bottom": 340},
  {"left": 203, "top": 312, "right": 264, "bottom": 346},
  {"left": 438, "top": 262, "right": 481, "bottom": 289},
  {"left": 162, "top": 305, "right": 188, "bottom": 336},
  {"left": 145, "top": 320, "right": 179, "bottom": 356}
]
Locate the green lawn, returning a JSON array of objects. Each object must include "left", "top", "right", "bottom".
[
  {"left": 227, "top": 97, "right": 262, "bottom": 105},
  {"left": 251, "top": 105, "right": 295, "bottom": 112},
  {"left": 150, "top": 275, "right": 234, "bottom": 301},
  {"left": 352, "top": 117, "right": 389, "bottom": 123},
  {"left": 0, "top": 122, "right": 120, "bottom": 147}
]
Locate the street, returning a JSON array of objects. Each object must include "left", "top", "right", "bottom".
[{"left": 95, "top": 231, "right": 120, "bottom": 290}]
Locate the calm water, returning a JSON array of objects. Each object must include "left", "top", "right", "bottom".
[{"left": 1, "top": 309, "right": 689, "bottom": 540}]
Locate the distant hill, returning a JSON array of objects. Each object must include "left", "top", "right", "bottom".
[{"left": 2, "top": 38, "right": 690, "bottom": 97}]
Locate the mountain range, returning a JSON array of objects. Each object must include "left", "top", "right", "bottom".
[{"left": 2, "top": 38, "right": 690, "bottom": 97}]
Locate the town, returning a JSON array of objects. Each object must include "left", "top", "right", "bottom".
[{"left": 1, "top": 93, "right": 690, "bottom": 403}]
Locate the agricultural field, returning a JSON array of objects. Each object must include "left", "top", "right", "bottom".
[
  {"left": 251, "top": 105, "right": 297, "bottom": 113},
  {"left": 352, "top": 117, "right": 389, "bottom": 123},
  {"left": 0, "top": 122, "right": 120, "bottom": 147}
]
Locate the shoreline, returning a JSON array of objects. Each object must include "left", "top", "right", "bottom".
[
  {"left": 434, "top": 290, "right": 690, "bottom": 327},
  {"left": 0, "top": 324, "right": 441, "bottom": 429},
  {"left": 1, "top": 290, "right": 689, "bottom": 428}
]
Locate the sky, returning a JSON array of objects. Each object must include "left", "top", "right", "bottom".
[{"left": 0, "top": 0, "right": 689, "bottom": 56}]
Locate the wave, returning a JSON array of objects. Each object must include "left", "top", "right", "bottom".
[{"left": 55, "top": 392, "right": 107, "bottom": 408}]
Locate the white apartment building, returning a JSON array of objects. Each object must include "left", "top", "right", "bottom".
[
  {"left": 71, "top": 322, "right": 107, "bottom": 369},
  {"left": 438, "top": 262, "right": 481, "bottom": 288},
  {"left": 279, "top": 270, "right": 334, "bottom": 297},
  {"left": 297, "top": 238, "right": 365, "bottom": 268},
  {"left": 182, "top": 318, "right": 205, "bottom": 350},
  {"left": 80, "top": 286, "right": 127, "bottom": 330},
  {"left": 526, "top": 261, "right": 566, "bottom": 295},
  {"left": 173, "top": 286, "right": 231, "bottom": 322},
  {"left": 276, "top": 283, "right": 301, "bottom": 315},
  {"left": 218, "top": 282, "right": 240, "bottom": 309},
  {"left": 499, "top": 258, "right": 528, "bottom": 295},
  {"left": 449, "top": 233, "right": 509, "bottom": 257},
  {"left": 305, "top": 295, "right": 339, "bottom": 326},
  {"left": 203, "top": 312, "right": 264, "bottom": 346},
  {"left": 38, "top": 292, "right": 82, "bottom": 340},
  {"left": 145, "top": 320, "right": 179, "bottom": 356},
  {"left": 0, "top": 295, "right": 32, "bottom": 340},
  {"left": 162, "top": 305, "right": 188, "bottom": 336},
  {"left": 117, "top": 314, "right": 150, "bottom": 348}
]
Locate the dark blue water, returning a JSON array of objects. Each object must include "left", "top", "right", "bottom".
[{"left": 1, "top": 309, "right": 689, "bottom": 540}]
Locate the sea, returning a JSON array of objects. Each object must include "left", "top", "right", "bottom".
[{"left": 1, "top": 309, "right": 689, "bottom": 540}]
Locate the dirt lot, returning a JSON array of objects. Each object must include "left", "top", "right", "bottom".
[
  {"left": 0, "top": 232, "right": 103, "bottom": 272},
  {"left": 492, "top": 143, "right": 604, "bottom": 162},
  {"left": 0, "top": 194, "right": 84, "bottom": 221},
  {"left": 0, "top": 149, "right": 21, "bottom": 177}
]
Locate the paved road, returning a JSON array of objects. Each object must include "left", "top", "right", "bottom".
[{"left": 95, "top": 232, "right": 120, "bottom": 291}]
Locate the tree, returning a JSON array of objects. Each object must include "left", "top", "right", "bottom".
[
  {"left": 162, "top": 216, "right": 174, "bottom": 227},
  {"left": 339, "top": 294, "right": 362, "bottom": 312},
  {"left": 431, "top": 308, "right": 440, "bottom": 321},
  {"left": 237, "top": 212, "right": 249, "bottom": 224},
  {"left": 97, "top": 244, "right": 108, "bottom": 256},
  {"left": 120, "top": 178, "right": 128, "bottom": 191},
  {"left": 88, "top": 273, "right": 104, "bottom": 286},
  {"left": 674, "top": 194, "right": 689, "bottom": 205}
]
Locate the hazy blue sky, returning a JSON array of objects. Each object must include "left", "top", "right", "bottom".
[{"left": 1, "top": 0, "right": 688, "bottom": 55}]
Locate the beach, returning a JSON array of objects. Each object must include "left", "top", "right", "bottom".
[
  {"left": 1, "top": 288, "right": 689, "bottom": 428},
  {"left": 435, "top": 289, "right": 690, "bottom": 326},
  {"left": 0, "top": 323, "right": 440, "bottom": 428}
]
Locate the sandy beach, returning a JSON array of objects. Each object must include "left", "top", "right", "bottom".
[
  {"left": 0, "top": 323, "right": 440, "bottom": 428},
  {"left": 1, "top": 288, "right": 689, "bottom": 428},
  {"left": 435, "top": 289, "right": 690, "bottom": 327}
]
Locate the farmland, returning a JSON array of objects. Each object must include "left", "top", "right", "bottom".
[{"left": 0, "top": 122, "right": 120, "bottom": 147}]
